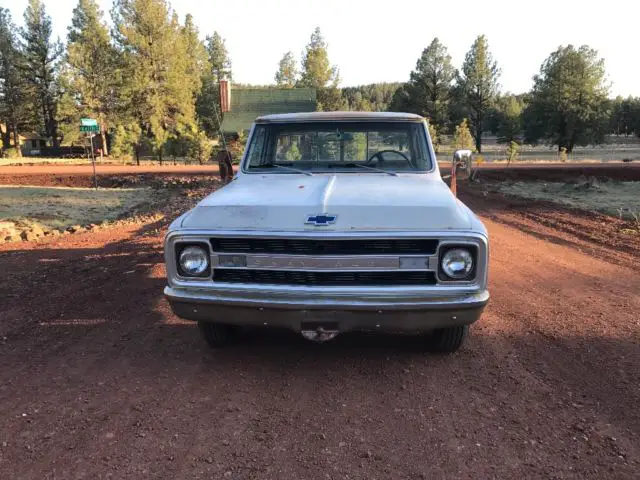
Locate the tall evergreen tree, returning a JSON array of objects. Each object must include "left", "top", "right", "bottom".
[
  {"left": 299, "top": 27, "right": 339, "bottom": 89},
  {"left": 406, "top": 38, "right": 456, "bottom": 129},
  {"left": 523, "top": 45, "right": 609, "bottom": 152},
  {"left": 181, "top": 14, "right": 207, "bottom": 93},
  {"left": 111, "top": 0, "right": 202, "bottom": 162},
  {"left": 196, "top": 31, "right": 231, "bottom": 138},
  {"left": 21, "top": 0, "right": 63, "bottom": 146},
  {"left": 66, "top": 0, "right": 120, "bottom": 155},
  {"left": 457, "top": 35, "right": 500, "bottom": 152},
  {"left": 275, "top": 51, "right": 297, "bottom": 87},
  {"left": 205, "top": 32, "right": 231, "bottom": 83},
  {"left": 299, "top": 27, "right": 342, "bottom": 111},
  {"left": 0, "top": 8, "right": 28, "bottom": 154}
]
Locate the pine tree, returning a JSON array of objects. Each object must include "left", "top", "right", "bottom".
[
  {"left": 66, "top": 0, "right": 120, "bottom": 155},
  {"left": 196, "top": 31, "right": 231, "bottom": 138},
  {"left": 299, "top": 27, "right": 339, "bottom": 89},
  {"left": 0, "top": 8, "right": 28, "bottom": 155},
  {"left": 112, "top": 0, "right": 202, "bottom": 162},
  {"left": 205, "top": 32, "right": 231, "bottom": 83},
  {"left": 458, "top": 35, "right": 500, "bottom": 153},
  {"left": 299, "top": 28, "right": 342, "bottom": 111},
  {"left": 406, "top": 38, "right": 456, "bottom": 130},
  {"left": 21, "top": 0, "right": 63, "bottom": 147},
  {"left": 275, "top": 51, "right": 297, "bottom": 87},
  {"left": 523, "top": 45, "right": 609, "bottom": 152}
]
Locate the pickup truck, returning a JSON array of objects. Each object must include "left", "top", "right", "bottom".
[{"left": 164, "top": 112, "right": 489, "bottom": 352}]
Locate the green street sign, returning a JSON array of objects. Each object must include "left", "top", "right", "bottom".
[{"left": 80, "top": 118, "right": 99, "bottom": 133}]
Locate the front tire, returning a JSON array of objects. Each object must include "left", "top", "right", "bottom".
[
  {"left": 429, "top": 325, "right": 469, "bottom": 353},
  {"left": 198, "top": 321, "right": 237, "bottom": 348}
]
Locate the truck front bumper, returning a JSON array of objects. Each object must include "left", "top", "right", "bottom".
[{"left": 164, "top": 286, "right": 489, "bottom": 333}]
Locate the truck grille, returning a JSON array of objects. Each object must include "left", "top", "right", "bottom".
[
  {"left": 210, "top": 238, "right": 438, "bottom": 255},
  {"left": 213, "top": 269, "right": 437, "bottom": 286}
]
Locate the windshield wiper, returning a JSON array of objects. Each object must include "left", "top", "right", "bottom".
[
  {"left": 252, "top": 164, "right": 313, "bottom": 176},
  {"left": 329, "top": 163, "right": 397, "bottom": 176}
]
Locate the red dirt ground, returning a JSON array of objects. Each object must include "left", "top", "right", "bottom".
[{"left": 0, "top": 179, "right": 639, "bottom": 478}]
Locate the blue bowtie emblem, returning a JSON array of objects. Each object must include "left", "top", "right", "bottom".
[{"left": 306, "top": 214, "right": 337, "bottom": 226}]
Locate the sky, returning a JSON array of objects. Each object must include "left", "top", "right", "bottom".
[{"left": 4, "top": 0, "right": 639, "bottom": 97}]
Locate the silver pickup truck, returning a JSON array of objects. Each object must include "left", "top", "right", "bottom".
[{"left": 164, "top": 112, "right": 489, "bottom": 352}]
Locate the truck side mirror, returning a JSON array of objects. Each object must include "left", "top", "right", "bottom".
[
  {"left": 450, "top": 150, "right": 472, "bottom": 197},
  {"left": 453, "top": 149, "right": 472, "bottom": 162}
]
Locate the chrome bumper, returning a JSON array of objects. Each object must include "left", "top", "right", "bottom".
[{"left": 164, "top": 286, "right": 489, "bottom": 333}]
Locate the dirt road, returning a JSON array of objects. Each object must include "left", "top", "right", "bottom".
[{"left": 0, "top": 193, "right": 638, "bottom": 479}]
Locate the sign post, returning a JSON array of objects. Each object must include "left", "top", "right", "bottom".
[{"left": 80, "top": 118, "right": 100, "bottom": 189}]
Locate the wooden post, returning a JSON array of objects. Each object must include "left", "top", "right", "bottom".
[{"left": 89, "top": 133, "right": 97, "bottom": 190}]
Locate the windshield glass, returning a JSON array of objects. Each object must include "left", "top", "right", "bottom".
[{"left": 244, "top": 121, "right": 431, "bottom": 173}]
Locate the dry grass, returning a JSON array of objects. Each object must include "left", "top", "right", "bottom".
[
  {"left": 0, "top": 185, "right": 154, "bottom": 230},
  {"left": 496, "top": 180, "right": 640, "bottom": 218}
]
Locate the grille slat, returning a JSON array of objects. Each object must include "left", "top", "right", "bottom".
[
  {"left": 213, "top": 269, "right": 436, "bottom": 286},
  {"left": 211, "top": 238, "right": 438, "bottom": 255}
]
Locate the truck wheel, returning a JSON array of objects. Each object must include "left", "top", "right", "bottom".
[
  {"left": 429, "top": 325, "right": 468, "bottom": 353},
  {"left": 198, "top": 321, "right": 237, "bottom": 348}
]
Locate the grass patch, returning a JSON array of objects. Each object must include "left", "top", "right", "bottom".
[
  {"left": 0, "top": 185, "right": 155, "bottom": 230},
  {"left": 496, "top": 180, "right": 640, "bottom": 218}
]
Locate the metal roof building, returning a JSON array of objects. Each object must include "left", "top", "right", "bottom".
[{"left": 221, "top": 88, "right": 317, "bottom": 134}]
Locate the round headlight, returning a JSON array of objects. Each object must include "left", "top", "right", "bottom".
[
  {"left": 179, "top": 246, "right": 209, "bottom": 276},
  {"left": 441, "top": 248, "right": 474, "bottom": 279}
]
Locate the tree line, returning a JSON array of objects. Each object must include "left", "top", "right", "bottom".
[
  {"left": 1, "top": 1, "right": 640, "bottom": 161},
  {"left": 0, "top": 0, "right": 233, "bottom": 161},
  {"left": 276, "top": 33, "right": 640, "bottom": 154}
]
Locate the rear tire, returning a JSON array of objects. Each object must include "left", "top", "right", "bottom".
[
  {"left": 198, "top": 321, "right": 237, "bottom": 348},
  {"left": 429, "top": 325, "right": 469, "bottom": 353}
]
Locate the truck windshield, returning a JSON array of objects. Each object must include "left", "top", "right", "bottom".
[{"left": 244, "top": 121, "right": 431, "bottom": 174}]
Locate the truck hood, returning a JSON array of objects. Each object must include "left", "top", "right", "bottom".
[{"left": 179, "top": 174, "right": 472, "bottom": 232}]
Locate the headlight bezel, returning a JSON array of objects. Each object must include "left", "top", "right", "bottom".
[
  {"left": 175, "top": 242, "right": 211, "bottom": 278},
  {"left": 438, "top": 245, "right": 477, "bottom": 282}
]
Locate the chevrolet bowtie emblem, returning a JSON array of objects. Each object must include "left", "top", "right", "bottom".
[{"left": 305, "top": 214, "right": 337, "bottom": 226}]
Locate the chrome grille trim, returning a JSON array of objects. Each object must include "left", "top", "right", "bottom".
[{"left": 211, "top": 254, "right": 437, "bottom": 272}]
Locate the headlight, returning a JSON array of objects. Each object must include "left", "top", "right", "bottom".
[
  {"left": 441, "top": 248, "right": 474, "bottom": 279},
  {"left": 179, "top": 245, "right": 210, "bottom": 276}
]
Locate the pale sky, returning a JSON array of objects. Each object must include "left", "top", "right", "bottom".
[{"left": 4, "top": 0, "right": 639, "bottom": 97}]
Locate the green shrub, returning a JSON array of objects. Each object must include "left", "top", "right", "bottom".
[
  {"left": 187, "top": 130, "right": 213, "bottom": 165},
  {"left": 453, "top": 119, "right": 474, "bottom": 151},
  {"left": 559, "top": 147, "right": 568, "bottom": 162},
  {"left": 506, "top": 141, "right": 520, "bottom": 165}
]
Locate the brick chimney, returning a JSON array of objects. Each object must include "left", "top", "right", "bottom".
[{"left": 220, "top": 80, "right": 231, "bottom": 113}]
